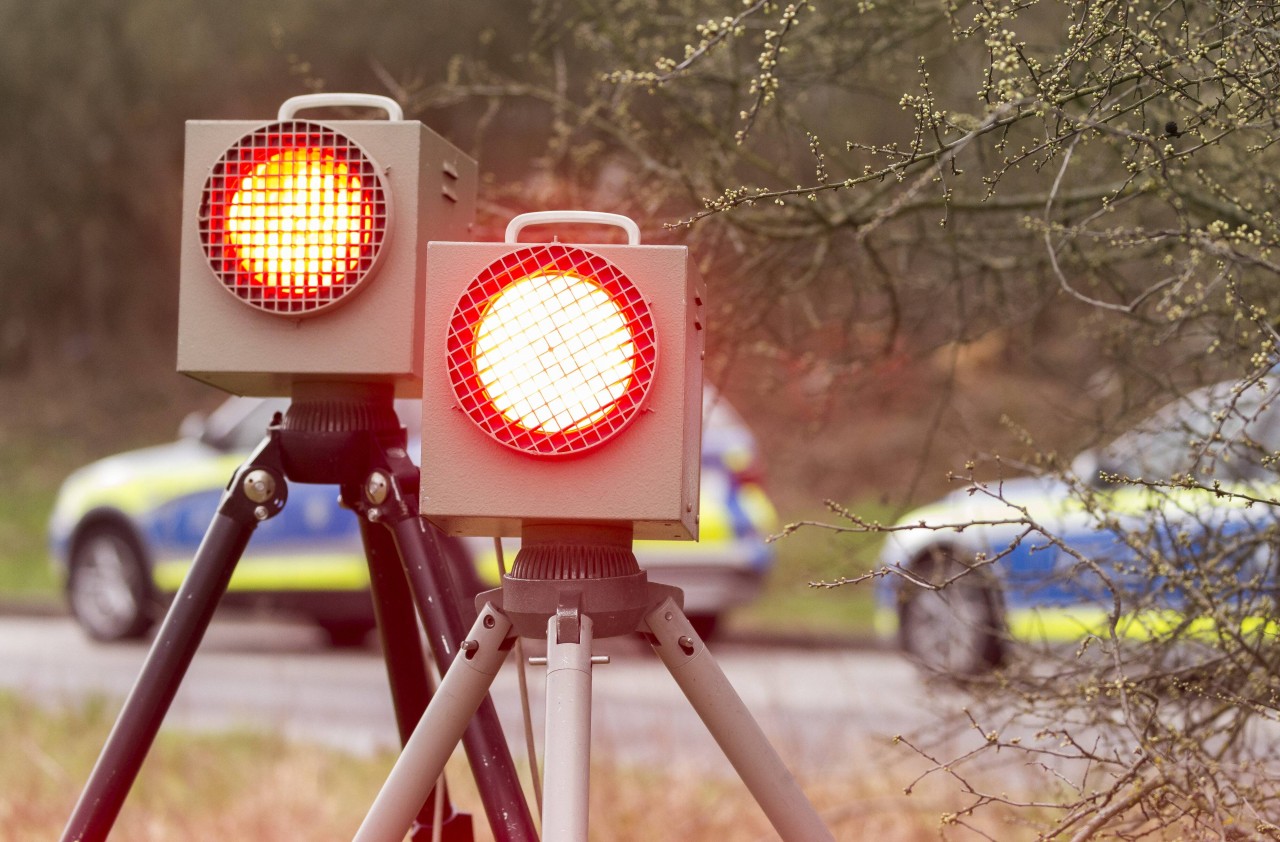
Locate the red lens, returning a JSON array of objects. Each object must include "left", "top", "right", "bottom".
[
  {"left": 200, "top": 122, "right": 389, "bottom": 316},
  {"left": 447, "top": 244, "right": 657, "bottom": 456}
]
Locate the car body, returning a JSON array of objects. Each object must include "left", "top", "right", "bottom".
[
  {"left": 48, "top": 390, "right": 776, "bottom": 644},
  {"left": 876, "top": 375, "right": 1280, "bottom": 674}
]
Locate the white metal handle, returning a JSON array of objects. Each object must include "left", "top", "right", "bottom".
[
  {"left": 277, "top": 93, "right": 404, "bottom": 122},
  {"left": 504, "top": 211, "right": 641, "bottom": 246}
]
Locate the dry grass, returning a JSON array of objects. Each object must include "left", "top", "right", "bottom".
[{"left": 1, "top": 691, "right": 1041, "bottom": 841}]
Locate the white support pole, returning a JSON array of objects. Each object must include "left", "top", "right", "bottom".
[{"left": 540, "top": 612, "right": 595, "bottom": 842}]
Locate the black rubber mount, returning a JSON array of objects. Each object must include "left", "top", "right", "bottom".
[
  {"left": 499, "top": 522, "right": 651, "bottom": 640},
  {"left": 278, "top": 381, "right": 401, "bottom": 484}
]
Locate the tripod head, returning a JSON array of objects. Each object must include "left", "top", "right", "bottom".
[
  {"left": 276, "top": 380, "right": 404, "bottom": 486},
  {"left": 497, "top": 522, "right": 657, "bottom": 641}
]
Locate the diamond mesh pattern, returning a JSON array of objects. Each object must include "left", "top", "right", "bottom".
[
  {"left": 447, "top": 244, "right": 657, "bottom": 456},
  {"left": 199, "top": 121, "right": 389, "bottom": 316}
]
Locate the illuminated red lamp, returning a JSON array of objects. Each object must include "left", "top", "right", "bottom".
[
  {"left": 446, "top": 244, "right": 657, "bottom": 456},
  {"left": 199, "top": 122, "right": 389, "bottom": 316},
  {"left": 177, "top": 93, "right": 477, "bottom": 397},
  {"left": 421, "top": 211, "right": 704, "bottom": 540}
]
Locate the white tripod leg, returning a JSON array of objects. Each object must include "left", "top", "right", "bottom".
[
  {"left": 540, "top": 611, "right": 594, "bottom": 842},
  {"left": 353, "top": 603, "right": 513, "bottom": 842},
  {"left": 643, "top": 597, "right": 834, "bottom": 842}
]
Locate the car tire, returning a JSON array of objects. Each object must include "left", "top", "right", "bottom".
[
  {"left": 317, "top": 618, "right": 377, "bottom": 648},
  {"left": 67, "top": 523, "right": 156, "bottom": 642},
  {"left": 898, "top": 547, "right": 1004, "bottom": 676}
]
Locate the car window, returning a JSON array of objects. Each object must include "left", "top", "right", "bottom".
[
  {"left": 1098, "top": 377, "right": 1280, "bottom": 482},
  {"left": 702, "top": 385, "right": 740, "bottom": 433},
  {"left": 207, "top": 398, "right": 289, "bottom": 452},
  {"left": 1245, "top": 381, "right": 1280, "bottom": 458},
  {"left": 395, "top": 399, "right": 422, "bottom": 438}
]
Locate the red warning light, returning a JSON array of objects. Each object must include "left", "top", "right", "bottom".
[
  {"left": 199, "top": 121, "right": 389, "bottom": 315},
  {"left": 447, "top": 244, "right": 657, "bottom": 457}
]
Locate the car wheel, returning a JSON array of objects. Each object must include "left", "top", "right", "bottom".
[
  {"left": 67, "top": 524, "right": 156, "bottom": 642},
  {"left": 317, "top": 618, "right": 376, "bottom": 648},
  {"left": 898, "top": 548, "right": 1004, "bottom": 676}
]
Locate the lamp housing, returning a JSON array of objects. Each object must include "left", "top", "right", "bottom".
[
  {"left": 420, "top": 212, "right": 704, "bottom": 541},
  {"left": 177, "top": 94, "right": 477, "bottom": 396}
]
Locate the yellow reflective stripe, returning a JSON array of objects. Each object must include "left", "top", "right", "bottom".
[
  {"left": 470, "top": 550, "right": 504, "bottom": 587},
  {"left": 154, "top": 555, "right": 371, "bottom": 592},
  {"left": 874, "top": 607, "right": 898, "bottom": 638},
  {"left": 1008, "top": 607, "right": 1279, "bottom": 642},
  {"left": 1006, "top": 606, "right": 1112, "bottom": 641},
  {"left": 877, "top": 605, "right": 1279, "bottom": 645},
  {"left": 737, "top": 484, "right": 778, "bottom": 533},
  {"left": 58, "top": 454, "right": 246, "bottom": 520},
  {"left": 698, "top": 509, "right": 731, "bottom": 541},
  {"left": 1073, "top": 486, "right": 1258, "bottom": 517}
]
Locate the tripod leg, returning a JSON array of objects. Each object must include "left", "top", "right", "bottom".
[
  {"left": 540, "top": 610, "right": 594, "bottom": 842},
  {"left": 61, "top": 442, "right": 287, "bottom": 842},
  {"left": 382, "top": 512, "right": 536, "bottom": 841},
  {"left": 350, "top": 442, "right": 534, "bottom": 840},
  {"left": 643, "top": 596, "right": 834, "bottom": 842},
  {"left": 360, "top": 518, "right": 473, "bottom": 842},
  {"left": 354, "top": 602, "right": 515, "bottom": 842}
]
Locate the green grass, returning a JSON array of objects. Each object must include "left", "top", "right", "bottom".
[
  {"left": 0, "top": 424, "right": 75, "bottom": 598},
  {"left": 730, "top": 500, "right": 893, "bottom": 639},
  {"left": 0, "top": 347, "right": 220, "bottom": 602}
]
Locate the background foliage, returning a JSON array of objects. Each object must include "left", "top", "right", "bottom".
[{"left": 1, "top": 0, "right": 1161, "bottom": 505}]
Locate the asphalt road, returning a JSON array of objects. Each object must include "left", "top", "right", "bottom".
[{"left": 0, "top": 614, "right": 948, "bottom": 777}]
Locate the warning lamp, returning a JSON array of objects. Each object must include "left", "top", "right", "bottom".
[
  {"left": 421, "top": 211, "right": 704, "bottom": 540},
  {"left": 177, "top": 93, "right": 477, "bottom": 396},
  {"left": 200, "top": 132, "right": 388, "bottom": 314},
  {"left": 446, "top": 242, "right": 658, "bottom": 456}
]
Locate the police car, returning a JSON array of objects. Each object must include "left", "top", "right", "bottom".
[
  {"left": 48, "top": 390, "right": 775, "bottom": 645},
  {"left": 877, "top": 374, "right": 1280, "bottom": 674}
]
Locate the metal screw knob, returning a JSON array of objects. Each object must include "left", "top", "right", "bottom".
[
  {"left": 365, "top": 472, "right": 390, "bottom": 505},
  {"left": 242, "top": 470, "right": 276, "bottom": 504}
]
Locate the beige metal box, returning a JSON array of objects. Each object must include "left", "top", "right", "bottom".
[
  {"left": 177, "top": 109, "right": 476, "bottom": 396},
  {"left": 420, "top": 231, "right": 704, "bottom": 541}
]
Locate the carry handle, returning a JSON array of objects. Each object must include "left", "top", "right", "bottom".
[
  {"left": 277, "top": 93, "right": 404, "bottom": 122},
  {"left": 504, "top": 211, "right": 641, "bottom": 246}
]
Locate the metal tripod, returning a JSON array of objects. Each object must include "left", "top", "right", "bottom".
[
  {"left": 354, "top": 523, "right": 834, "bottom": 842},
  {"left": 60, "top": 381, "right": 536, "bottom": 842}
]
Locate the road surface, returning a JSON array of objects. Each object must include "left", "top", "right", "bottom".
[{"left": 0, "top": 614, "right": 952, "bottom": 777}]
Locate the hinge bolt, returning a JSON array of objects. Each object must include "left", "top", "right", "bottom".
[
  {"left": 242, "top": 470, "right": 276, "bottom": 504},
  {"left": 365, "top": 472, "right": 390, "bottom": 505}
]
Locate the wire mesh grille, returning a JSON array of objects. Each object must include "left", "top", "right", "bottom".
[
  {"left": 447, "top": 244, "right": 657, "bottom": 456},
  {"left": 198, "top": 121, "right": 389, "bottom": 316}
]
